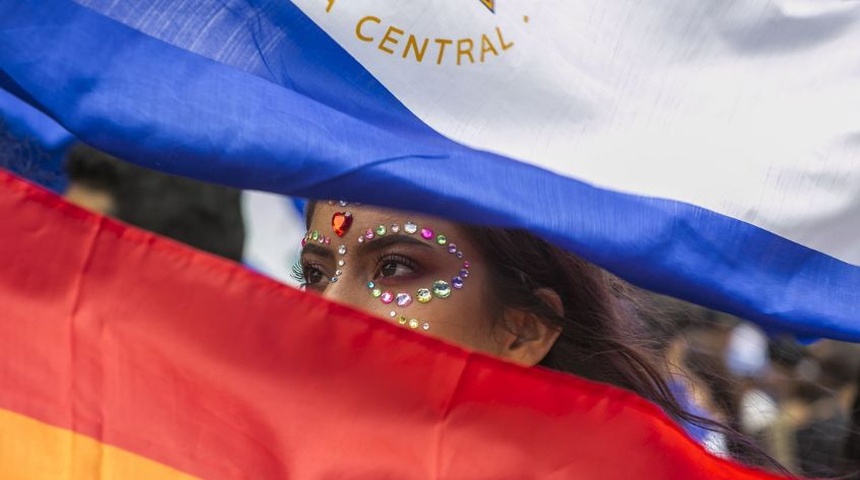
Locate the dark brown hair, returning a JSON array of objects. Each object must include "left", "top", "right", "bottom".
[{"left": 306, "top": 203, "right": 786, "bottom": 473}]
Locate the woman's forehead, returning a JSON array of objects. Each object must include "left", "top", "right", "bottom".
[{"left": 310, "top": 202, "right": 460, "bottom": 232}]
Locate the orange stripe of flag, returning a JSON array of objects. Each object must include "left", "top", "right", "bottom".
[{"left": 0, "top": 407, "right": 197, "bottom": 480}]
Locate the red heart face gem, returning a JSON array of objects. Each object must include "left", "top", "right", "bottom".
[{"left": 332, "top": 212, "right": 353, "bottom": 237}]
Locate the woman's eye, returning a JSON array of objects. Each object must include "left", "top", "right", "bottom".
[
  {"left": 292, "top": 261, "right": 329, "bottom": 289},
  {"left": 375, "top": 255, "right": 418, "bottom": 280},
  {"left": 304, "top": 266, "right": 326, "bottom": 284}
]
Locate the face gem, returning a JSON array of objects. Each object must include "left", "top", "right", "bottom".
[
  {"left": 404, "top": 222, "right": 418, "bottom": 234},
  {"left": 335, "top": 270, "right": 343, "bottom": 276},
  {"left": 389, "top": 311, "right": 397, "bottom": 318},
  {"left": 301, "top": 238, "right": 308, "bottom": 247},
  {"left": 460, "top": 268, "right": 470, "bottom": 278},
  {"left": 421, "top": 323, "right": 430, "bottom": 331},
  {"left": 311, "top": 231, "right": 319, "bottom": 241},
  {"left": 357, "top": 236, "right": 364, "bottom": 243},
  {"left": 371, "top": 288, "right": 382, "bottom": 298},
  {"left": 317, "top": 235, "right": 325, "bottom": 244},
  {"left": 435, "top": 234, "right": 447, "bottom": 246},
  {"left": 339, "top": 200, "right": 348, "bottom": 207},
  {"left": 420, "top": 228, "right": 434, "bottom": 240},
  {"left": 380, "top": 291, "right": 394, "bottom": 304},
  {"left": 416, "top": 288, "right": 432, "bottom": 304},
  {"left": 390, "top": 224, "right": 401, "bottom": 233},
  {"left": 364, "top": 229, "right": 375, "bottom": 240},
  {"left": 452, "top": 277, "right": 464, "bottom": 289},
  {"left": 337, "top": 259, "right": 345, "bottom": 267},
  {"left": 367, "top": 281, "right": 375, "bottom": 289},
  {"left": 398, "top": 315, "right": 408, "bottom": 325},
  {"left": 432, "top": 280, "right": 452, "bottom": 299},
  {"left": 338, "top": 245, "right": 347, "bottom": 255},
  {"left": 375, "top": 225, "right": 387, "bottom": 236},
  {"left": 331, "top": 212, "right": 353, "bottom": 237},
  {"left": 408, "top": 319, "right": 420, "bottom": 329},
  {"left": 396, "top": 293, "right": 413, "bottom": 307},
  {"left": 330, "top": 276, "right": 339, "bottom": 283},
  {"left": 327, "top": 200, "right": 336, "bottom": 206},
  {"left": 456, "top": 251, "right": 464, "bottom": 259},
  {"left": 463, "top": 261, "right": 471, "bottom": 269},
  {"left": 447, "top": 244, "right": 457, "bottom": 254},
  {"left": 324, "top": 237, "right": 331, "bottom": 245}
]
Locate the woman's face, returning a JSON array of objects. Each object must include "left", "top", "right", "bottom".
[{"left": 299, "top": 202, "right": 509, "bottom": 355}]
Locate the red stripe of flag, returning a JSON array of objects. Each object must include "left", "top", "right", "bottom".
[{"left": 0, "top": 169, "right": 785, "bottom": 479}]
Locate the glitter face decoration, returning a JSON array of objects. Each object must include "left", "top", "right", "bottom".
[
  {"left": 300, "top": 204, "right": 473, "bottom": 334},
  {"left": 359, "top": 221, "right": 472, "bottom": 332},
  {"left": 331, "top": 211, "right": 353, "bottom": 237}
]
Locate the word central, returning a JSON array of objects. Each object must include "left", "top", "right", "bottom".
[{"left": 355, "top": 16, "right": 514, "bottom": 66}]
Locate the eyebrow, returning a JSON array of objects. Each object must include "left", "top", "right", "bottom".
[
  {"left": 357, "top": 234, "right": 433, "bottom": 255},
  {"left": 300, "top": 234, "right": 433, "bottom": 260},
  {"left": 301, "top": 243, "right": 333, "bottom": 259}
]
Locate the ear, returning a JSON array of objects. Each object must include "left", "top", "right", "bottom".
[{"left": 496, "top": 288, "right": 563, "bottom": 366}]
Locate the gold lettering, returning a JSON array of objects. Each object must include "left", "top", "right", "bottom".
[
  {"left": 378, "top": 25, "right": 405, "bottom": 54},
  {"left": 496, "top": 26, "right": 513, "bottom": 50},
  {"left": 325, "top": 0, "right": 335, "bottom": 13},
  {"left": 479, "top": 34, "right": 498, "bottom": 62},
  {"left": 434, "top": 38, "right": 453, "bottom": 65},
  {"left": 355, "top": 16, "right": 380, "bottom": 42},
  {"left": 457, "top": 39, "right": 475, "bottom": 65},
  {"left": 403, "top": 34, "right": 429, "bottom": 63}
]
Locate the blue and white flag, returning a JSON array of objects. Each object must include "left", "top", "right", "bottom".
[{"left": 0, "top": 0, "right": 857, "bottom": 340}]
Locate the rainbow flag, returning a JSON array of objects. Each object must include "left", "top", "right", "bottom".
[{"left": 0, "top": 169, "right": 784, "bottom": 479}]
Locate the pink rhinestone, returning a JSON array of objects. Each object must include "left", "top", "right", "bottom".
[
  {"left": 420, "top": 228, "right": 433, "bottom": 239},
  {"left": 463, "top": 261, "right": 471, "bottom": 269},
  {"left": 380, "top": 292, "right": 394, "bottom": 304},
  {"left": 365, "top": 229, "right": 375, "bottom": 240}
]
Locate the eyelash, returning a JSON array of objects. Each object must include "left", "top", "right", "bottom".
[
  {"left": 291, "top": 260, "right": 328, "bottom": 288},
  {"left": 291, "top": 251, "right": 422, "bottom": 288},
  {"left": 373, "top": 252, "right": 420, "bottom": 281}
]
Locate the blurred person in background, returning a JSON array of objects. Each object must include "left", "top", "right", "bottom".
[{"left": 64, "top": 143, "right": 245, "bottom": 262}]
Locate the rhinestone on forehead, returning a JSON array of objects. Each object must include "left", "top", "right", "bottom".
[{"left": 404, "top": 222, "right": 418, "bottom": 234}]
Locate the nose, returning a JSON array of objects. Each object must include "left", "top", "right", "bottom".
[{"left": 319, "top": 276, "right": 366, "bottom": 312}]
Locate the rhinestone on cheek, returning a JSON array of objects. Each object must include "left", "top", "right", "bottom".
[
  {"left": 375, "top": 225, "right": 387, "bottom": 236},
  {"left": 436, "top": 234, "right": 447, "bottom": 246},
  {"left": 422, "top": 323, "right": 430, "bottom": 331},
  {"left": 364, "top": 229, "right": 375, "bottom": 240},
  {"left": 380, "top": 291, "right": 394, "bottom": 304},
  {"left": 416, "top": 288, "right": 432, "bottom": 304},
  {"left": 367, "top": 281, "right": 375, "bottom": 289},
  {"left": 398, "top": 315, "right": 408, "bottom": 325},
  {"left": 456, "top": 251, "right": 464, "bottom": 259},
  {"left": 338, "top": 245, "right": 347, "bottom": 255},
  {"left": 330, "top": 276, "right": 338, "bottom": 283},
  {"left": 337, "top": 259, "right": 345, "bottom": 267},
  {"left": 389, "top": 311, "right": 397, "bottom": 318},
  {"left": 432, "top": 280, "right": 452, "bottom": 299},
  {"left": 448, "top": 244, "right": 457, "bottom": 254},
  {"left": 460, "top": 268, "right": 470, "bottom": 278},
  {"left": 395, "top": 293, "right": 413, "bottom": 307},
  {"left": 404, "top": 222, "right": 418, "bottom": 234},
  {"left": 420, "top": 228, "right": 434, "bottom": 240},
  {"left": 408, "top": 319, "right": 420, "bottom": 329},
  {"left": 463, "top": 261, "right": 471, "bottom": 269},
  {"left": 452, "top": 277, "right": 464, "bottom": 289},
  {"left": 390, "top": 224, "right": 401, "bottom": 233},
  {"left": 358, "top": 236, "right": 364, "bottom": 244},
  {"left": 335, "top": 270, "right": 343, "bottom": 276},
  {"left": 311, "top": 231, "right": 319, "bottom": 241},
  {"left": 371, "top": 288, "right": 382, "bottom": 298}
]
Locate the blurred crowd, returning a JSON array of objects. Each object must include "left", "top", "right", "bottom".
[{"left": 638, "top": 294, "right": 860, "bottom": 477}]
